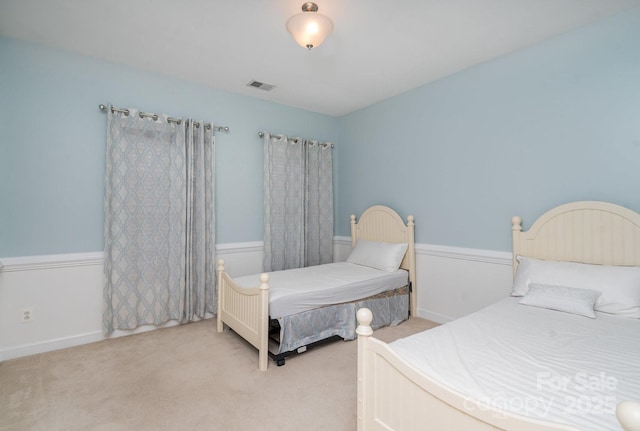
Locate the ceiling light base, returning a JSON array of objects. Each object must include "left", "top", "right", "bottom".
[{"left": 301, "top": 2, "right": 318, "bottom": 13}]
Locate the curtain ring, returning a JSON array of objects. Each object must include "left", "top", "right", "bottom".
[
  {"left": 110, "top": 107, "right": 130, "bottom": 116},
  {"left": 138, "top": 112, "right": 159, "bottom": 121}
]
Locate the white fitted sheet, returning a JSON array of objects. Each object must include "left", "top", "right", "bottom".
[
  {"left": 233, "top": 262, "right": 408, "bottom": 319},
  {"left": 389, "top": 297, "right": 640, "bottom": 431}
]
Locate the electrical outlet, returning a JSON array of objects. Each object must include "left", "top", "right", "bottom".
[{"left": 21, "top": 307, "right": 34, "bottom": 323}]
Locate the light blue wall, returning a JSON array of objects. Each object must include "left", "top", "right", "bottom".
[
  {"left": 3, "top": 6, "right": 640, "bottom": 258},
  {"left": 0, "top": 37, "right": 337, "bottom": 257},
  {"left": 336, "top": 7, "right": 640, "bottom": 251}
]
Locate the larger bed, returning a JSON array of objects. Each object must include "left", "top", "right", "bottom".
[
  {"left": 217, "top": 205, "right": 416, "bottom": 370},
  {"left": 356, "top": 201, "right": 640, "bottom": 431}
]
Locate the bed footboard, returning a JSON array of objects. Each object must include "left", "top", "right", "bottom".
[
  {"left": 617, "top": 401, "right": 640, "bottom": 431},
  {"left": 217, "top": 259, "right": 269, "bottom": 371},
  {"left": 356, "top": 308, "right": 579, "bottom": 431}
]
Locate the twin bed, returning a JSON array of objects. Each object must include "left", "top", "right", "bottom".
[
  {"left": 216, "top": 200, "right": 640, "bottom": 430},
  {"left": 216, "top": 205, "right": 416, "bottom": 370},
  {"left": 356, "top": 201, "right": 640, "bottom": 431}
]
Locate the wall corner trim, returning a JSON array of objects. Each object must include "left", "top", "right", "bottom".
[
  {"left": 415, "top": 243, "right": 511, "bottom": 266},
  {"left": 0, "top": 240, "right": 512, "bottom": 272},
  {"left": 334, "top": 235, "right": 351, "bottom": 245},
  {"left": 337, "top": 236, "right": 511, "bottom": 266},
  {"left": 0, "top": 242, "right": 268, "bottom": 273},
  {"left": 0, "top": 252, "right": 105, "bottom": 272},
  {"left": 215, "top": 241, "right": 264, "bottom": 254}
]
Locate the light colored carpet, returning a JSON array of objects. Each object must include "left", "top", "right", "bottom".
[{"left": 0, "top": 317, "right": 437, "bottom": 431}]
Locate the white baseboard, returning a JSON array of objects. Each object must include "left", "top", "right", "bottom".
[
  {"left": 0, "top": 315, "right": 215, "bottom": 361},
  {"left": 1, "top": 331, "right": 105, "bottom": 361},
  {"left": 417, "top": 308, "right": 454, "bottom": 324}
]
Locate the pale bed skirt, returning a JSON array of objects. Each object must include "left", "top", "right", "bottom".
[{"left": 274, "top": 286, "right": 409, "bottom": 354}]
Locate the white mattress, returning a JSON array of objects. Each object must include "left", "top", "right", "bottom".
[
  {"left": 389, "top": 297, "right": 640, "bottom": 431},
  {"left": 233, "top": 262, "right": 408, "bottom": 319}
]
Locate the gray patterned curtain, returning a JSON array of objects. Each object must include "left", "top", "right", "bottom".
[
  {"left": 103, "top": 106, "right": 215, "bottom": 335},
  {"left": 304, "top": 140, "right": 333, "bottom": 266},
  {"left": 263, "top": 133, "right": 333, "bottom": 272}
]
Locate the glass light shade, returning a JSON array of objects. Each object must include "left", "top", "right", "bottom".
[{"left": 286, "top": 10, "right": 333, "bottom": 50}]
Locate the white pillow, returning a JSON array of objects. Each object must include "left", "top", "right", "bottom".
[
  {"left": 519, "top": 283, "right": 601, "bottom": 318},
  {"left": 512, "top": 256, "right": 640, "bottom": 318},
  {"left": 346, "top": 240, "right": 408, "bottom": 272}
]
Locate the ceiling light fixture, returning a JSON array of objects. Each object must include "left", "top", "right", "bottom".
[{"left": 286, "top": 2, "right": 333, "bottom": 50}]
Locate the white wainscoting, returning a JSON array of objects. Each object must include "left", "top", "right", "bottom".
[
  {"left": 414, "top": 244, "right": 513, "bottom": 322},
  {"left": 0, "top": 240, "right": 513, "bottom": 361}
]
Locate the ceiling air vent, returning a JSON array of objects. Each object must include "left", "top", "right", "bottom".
[{"left": 247, "top": 80, "right": 276, "bottom": 91}]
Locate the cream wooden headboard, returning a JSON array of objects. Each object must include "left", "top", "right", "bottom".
[
  {"left": 350, "top": 205, "right": 416, "bottom": 316},
  {"left": 512, "top": 201, "right": 640, "bottom": 275}
]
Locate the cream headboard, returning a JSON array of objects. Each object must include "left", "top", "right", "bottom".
[
  {"left": 512, "top": 201, "right": 640, "bottom": 275},
  {"left": 350, "top": 205, "right": 416, "bottom": 316}
]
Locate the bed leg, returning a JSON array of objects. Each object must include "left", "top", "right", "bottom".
[
  {"left": 356, "top": 308, "right": 374, "bottom": 431},
  {"left": 259, "top": 349, "right": 268, "bottom": 371},
  {"left": 216, "top": 259, "right": 225, "bottom": 333},
  {"left": 258, "top": 273, "right": 270, "bottom": 371}
]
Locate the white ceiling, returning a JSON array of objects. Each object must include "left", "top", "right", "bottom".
[{"left": 1, "top": 0, "right": 639, "bottom": 116}]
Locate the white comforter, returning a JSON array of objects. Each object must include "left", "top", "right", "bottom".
[
  {"left": 233, "top": 262, "right": 408, "bottom": 319},
  {"left": 389, "top": 298, "right": 640, "bottom": 431}
]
